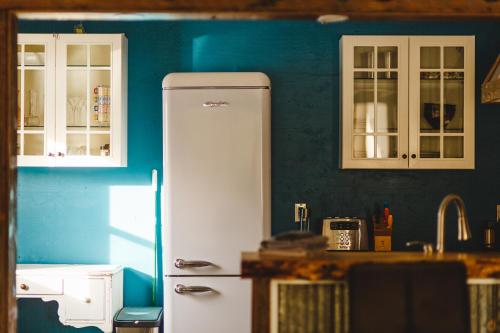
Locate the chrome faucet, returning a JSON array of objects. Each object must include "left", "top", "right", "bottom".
[{"left": 436, "top": 194, "right": 471, "bottom": 254}]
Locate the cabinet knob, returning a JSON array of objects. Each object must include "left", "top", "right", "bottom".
[
  {"left": 57, "top": 152, "right": 65, "bottom": 157},
  {"left": 402, "top": 154, "right": 408, "bottom": 159},
  {"left": 48, "top": 152, "right": 56, "bottom": 157},
  {"left": 19, "top": 283, "right": 29, "bottom": 291},
  {"left": 411, "top": 154, "right": 417, "bottom": 159},
  {"left": 84, "top": 298, "right": 91, "bottom": 304}
]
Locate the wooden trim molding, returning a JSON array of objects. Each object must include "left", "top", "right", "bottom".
[
  {"left": 0, "top": 2, "right": 497, "bottom": 333},
  {"left": 2, "top": 0, "right": 500, "bottom": 19},
  {"left": 252, "top": 278, "right": 270, "bottom": 333},
  {"left": 0, "top": 10, "right": 17, "bottom": 333}
]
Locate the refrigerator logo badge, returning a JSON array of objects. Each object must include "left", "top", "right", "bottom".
[{"left": 202, "top": 101, "right": 230, "bottom": 109}]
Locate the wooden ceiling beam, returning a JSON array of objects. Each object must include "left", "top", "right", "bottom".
[{"left": 3, "top": 0, "right": 500, "bottom": 20}]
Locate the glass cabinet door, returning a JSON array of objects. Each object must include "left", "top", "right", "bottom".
[
  {"left": 55, "top": 33, "right": 126, "bottom": 167},
  {"left": 341, "top": 36, "right": 409, "bottom": 169},
  {"left": 409, "top": 37, "right": 474, "bottom": 169},
  {"left": 17, "top": 35, "right": 55, "bottom": 166},
  {"left": 63, "top": 42, "right": 112, "bottom": 159}
]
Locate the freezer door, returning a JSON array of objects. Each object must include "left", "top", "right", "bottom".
[
  {"left": 164, "top": 88, "right": 270, "bottom": 275},
  {"left": 165, "top": 276, "right": 252, "bottom": 333}
]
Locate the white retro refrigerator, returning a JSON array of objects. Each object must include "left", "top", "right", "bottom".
[{"left": 162, "top": 73, "right": 271, "bottom": 333}]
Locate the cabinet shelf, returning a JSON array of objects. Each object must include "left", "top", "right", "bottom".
[
  {"left": 67, "top": 65, "right": 111, "bottom": 69},
  {"left": 66, "top": 126, "right": 111, "bottom": 129},
  {"left": 419, "top": 78, "right": 465, "bottom": 81},
  {"left": 354, "top": 78, "right": 398, "bottom": 80}
]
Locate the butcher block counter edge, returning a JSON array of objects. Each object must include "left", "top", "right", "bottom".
[{"left": 241, "top": 251, "right": 500, "bottom": 281}]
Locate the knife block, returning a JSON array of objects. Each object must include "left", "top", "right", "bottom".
[{"left": 374, "top": 225, "right": 392, "bottom": 252}]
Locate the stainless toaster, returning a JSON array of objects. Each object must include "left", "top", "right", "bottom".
[{"left": 322, "top": 217, "right": 369, "bottom": 251}]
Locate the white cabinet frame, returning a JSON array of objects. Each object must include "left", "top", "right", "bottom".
[
  {"left": 341, "top": 35, "right": 475, "bottom": 170},
  {"left": 409, "top": 36, "right": 475, "bottom": 169},
  {"left": 17, "top": 33, "right": 127, "bottom": 167},
  {"left": 17, "top": 34, "right": 56, "bottom": 167},
  {"left": 341, "top": 36, "right": 409, "bottom": 169}
]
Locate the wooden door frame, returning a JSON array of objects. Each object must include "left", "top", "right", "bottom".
[
  {"left": 0, "top": 9, "right": 17, "bottom": 333},
  {"left": 1, "top": 2, "right": 500, "bottom": 333}
]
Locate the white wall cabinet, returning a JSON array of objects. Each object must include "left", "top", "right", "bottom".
[
  {"left": 341, "top": 35, "right": 474, "bottom": 169},
  {"left": 16, "top": 264, "right": 123, "bottom": 333},
  {"left": 17, "top": 33, "right": 127, "bottom": 167}
]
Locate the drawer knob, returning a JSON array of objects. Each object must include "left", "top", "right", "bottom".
[
  {"left": 84, "top": 298, "right": 91, "bottom": 304},
  {"left": 20, "top": 283, "right": 29, "bottom": 291}
]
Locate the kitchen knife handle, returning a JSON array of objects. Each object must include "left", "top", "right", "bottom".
[
  {"left": 174, "top": 259, "right": 214, "bottom": 269},
  {"left": 175, "top": 284, "right": 216, "bottom": 294}
]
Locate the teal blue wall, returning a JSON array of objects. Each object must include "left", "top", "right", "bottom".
[{"left": 18, "top": 20, "right": 500, "bottom": 332}]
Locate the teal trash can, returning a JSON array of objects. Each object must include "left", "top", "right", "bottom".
[{"left": 113, "top": 307, "right": 163, "bottom": 333}]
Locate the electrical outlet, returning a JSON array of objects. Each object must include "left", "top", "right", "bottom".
[
  {"left": 294, "top": 203, "right": 307, "bottom": 223},
  {"left": 497, "top": 205, "right": 500, "bottom": 223}
]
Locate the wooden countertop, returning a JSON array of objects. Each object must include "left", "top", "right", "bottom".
[{"left": 241, "top": 251, "right": 500, "bottom": 280}]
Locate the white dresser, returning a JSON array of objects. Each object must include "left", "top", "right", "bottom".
[{"left": 16, "top": 264, "right": 123, "bottom": 333}]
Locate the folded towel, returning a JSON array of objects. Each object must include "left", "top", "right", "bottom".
[{"left": 259, "top": 231, "right": 328, "bottom": 256}]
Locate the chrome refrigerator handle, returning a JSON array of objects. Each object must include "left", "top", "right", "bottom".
[
  {"left": 174, "top": 259, "right": 214, "bottom": 269},
  {"left": 175, "top": 284, "right": 216, "bottom": 294}
]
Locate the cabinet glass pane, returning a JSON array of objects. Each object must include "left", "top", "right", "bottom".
[
  {"left": 17, "top": 45, "right": 22, "bottom": 66},
  {"left": 16, "top": 134, "right": 20, "bottom": 155},
  {"left": 444, "top": 72, "right": 464, "bottom": 133},
  {"left": 90, "top": 134, "right": 110, "bottom": 156},
  {"left": 67, "top": 134, "right": 87, "bottom": 156},
  {"left": 377, "top": 47, "right": 397, "bottom": 69},
  {"left": 24, "top": 134, "right": 44, "bottom": 156},
  {"left": 67, "top": 70, "right": 87, "bottom": 128},
  {"left": 420, "top": 136, "right": 440, "bottom": 158},
  {"left": 377, "top": 72, "right": 398, "bottom": 133},
  {"left": 17, "top": 69, "right": 21, "bottom": 129},
  {"left": 90, "top": 70, "right": 111, "bottom": 128},
  {"left": 444, "top": 136, "right": 464, "bottom": 158},
  {"left": 353, "top": 72, "right": 374, "bottom": 133},
  {"left": 90, "top": 45, "right": 111, "bottom": 67},
  {"left": 67, "top": 45, "right": 87, "bottom": 66},
  {"left": 354, "top": 47, "right": 374, "bottom": 68},
  {"left": 420, "top": 72, "right": 440, "bottom": 133},
  {"left": 376, "top": 136, "right": 397, "bottom": 158},
  {"left": 353, "top": 135, "right": 375, "bottom": 158},
  {"left": 420, "top": 47, "right": 440, "bottom": 69},
  {"left": 24, "top": 45, "right": 45, "bottom": 66},
  {"left": 444, "top": 47, "right": 464, "bottom": 69},
  {"left": 24, "top": 70, "right": 45, "bottom": 129}
]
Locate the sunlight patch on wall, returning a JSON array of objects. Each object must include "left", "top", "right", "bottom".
[{"left": 109, "top": 185, "right": 156, "bottom": 275}]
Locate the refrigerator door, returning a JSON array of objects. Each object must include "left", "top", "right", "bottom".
[
  {"left": 164, "top": 88, "right": 270, "bottom": 276},
  {"left": 165, "top": 276, "right": 252, "bottom": 333}
]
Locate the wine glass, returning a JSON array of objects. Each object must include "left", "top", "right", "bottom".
[{"left": 68, "top": 97, "right": 85, "bottom": 126}]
